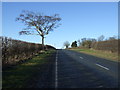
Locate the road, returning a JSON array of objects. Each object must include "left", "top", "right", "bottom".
[{"left": 28, "top": 49, "right": 119, "bottom": 88}]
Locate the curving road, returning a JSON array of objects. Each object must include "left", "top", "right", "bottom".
[
  {"left": 28, "top": 49, "right": 119, "bottom": 88},
  {"left": 56, "top": 49, "right": 119, "bottom": 88}
]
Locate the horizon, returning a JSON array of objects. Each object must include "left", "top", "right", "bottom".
[{"left": 2, "top": 2, "right": 118, "bottom": 49}]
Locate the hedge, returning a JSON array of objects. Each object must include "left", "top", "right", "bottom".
[
  {"left": 91, "top": 40, "right": 118, "bottom": 53},
  {"left": 1, "top": 36, "right": 55, "bottom": 66}
]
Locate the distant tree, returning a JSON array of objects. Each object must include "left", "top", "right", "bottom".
[
  {"left": 81, "top": 38, "right": 87, "bottom": 46},
  {"left": 16, "top": 10, "right": 61, "bottom": 50},
  {"left": 84, "top": 40, "right": 92, "bottom": 48},
  {"left": 91, "top": 38, "right": 97, "bottom": 42},
  {"left": 71, "top": 41, "right": 77, "bottom": 47},
  {"left": 77, "top": 39, "right": 81, "bottom": 47},
  {"left": 98, "top": 35, "right": 105, "bottom": 41},
  {"left": 81, "top": 38, "right": 86, "bottom": 42},
  {"left": 108, "top": 37, "right": 116, "bottom": 40},
  {"left": 64, "top": 41, "right": 70, "bottom": 49},
  {"left": 113, "top": 35, "right": 117, "bottom": 39},
  {"left": 80, "top": 38, "right": 96, "bottom": 48}
]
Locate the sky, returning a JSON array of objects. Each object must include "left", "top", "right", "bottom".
[
  {"left": 2, "top": 2, "right": 118, "bottom": 49},
  {"left": 1, "top": 0, "right": 119, "bottom": 2}
]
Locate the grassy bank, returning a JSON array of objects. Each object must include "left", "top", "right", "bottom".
[
  {"left": 3, "top": 50, "right": 56, "bottom": 88},
  {"left": 69, "top": 48, "right": 118, "bottom": 62}
]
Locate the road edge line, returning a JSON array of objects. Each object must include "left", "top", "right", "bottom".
[{"left": 55, "top": 50, "right": 58, "bottom": 88}]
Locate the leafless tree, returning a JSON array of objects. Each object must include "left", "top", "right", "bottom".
[
  {"left": 77, "top": 39, "right": 81, "bottom": 47},
  {"left": 64, "top": 41, "right": 70, "bottom": 49},
  {"left": 98, "top": 35, "right": 105, "bottom": 41},
  {"left": 16, "top": 10, "right": 61, "bottom": 50}
]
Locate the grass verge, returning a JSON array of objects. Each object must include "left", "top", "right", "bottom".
[
  {"left": 69, "top": 48, "right": 118, "bottom": 62},
  {"left": 2, "top": 50, "right": 56, "bottom": 88}
]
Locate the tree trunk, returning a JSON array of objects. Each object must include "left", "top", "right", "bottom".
[
  {"left": 66, "top": 46, "right": 68, "bottom": 49},
  {"left": 42, "top": 36, "right": 44, "bottom": 50}
]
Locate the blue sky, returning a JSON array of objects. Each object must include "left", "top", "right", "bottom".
[{"left": 2, "top": 2, "right": 118, "bottom": 49}]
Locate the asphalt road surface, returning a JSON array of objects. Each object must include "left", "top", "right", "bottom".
[{"left": 28, "top": 49, "right": 119, "bottom": 88}]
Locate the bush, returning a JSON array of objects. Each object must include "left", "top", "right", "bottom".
[
  {"left": 1, "top": 36, "right": 55, "bottom": 66},
  {"left": 91, "top": 40, "right": 118, "bottom": 53}
]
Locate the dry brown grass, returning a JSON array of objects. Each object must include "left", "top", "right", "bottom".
[{"left": 70, "top": 48, "right": 118, "bottom": 62}]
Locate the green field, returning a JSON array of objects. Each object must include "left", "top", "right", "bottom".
[
  {"left": 69, "top": 48, "right": 118, "bottom": 62},
  {"left": 2, "top": 50, "right": 56, "bottom": 88}
]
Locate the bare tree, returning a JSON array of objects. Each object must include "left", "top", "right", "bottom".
[
  {"left": 16, "top": 10, "right": 61, "bottom": 50},
  {"left": 108, "top": 37, "right": 116, "bottom": 40},
  {"left": 64, "top": 41, "right": 70, "bottom": 49},
  {"left": 77, "top": 39, "right": 81, "bottom": 47},
  {"left": 98, "top": 35, "right": 105, "bottom": 41}
]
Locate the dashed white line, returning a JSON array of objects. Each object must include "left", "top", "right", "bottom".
[
  {"left": 79, "top": 57, "right": 83, "bottom": 59},
  {"left": 55, "top": 51, "right": 58, "bottom": 88},
  {"left": 96, "top": 63, "right": 109, "bottom": 70},
  {"left": 97, "top": 85, "right": 103, "bottom": 88}
]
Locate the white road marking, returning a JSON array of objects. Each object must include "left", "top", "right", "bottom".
[
  {"left": 55, "top": 51, "right": 58, "bottom": 88},
  {"left": 79, "top": 57, "right": 83, "bottom": 59},
  {"left": 98, "top": 85, "right": 103, "bottom": 88},
  {"left": 96, "top": 63, "right": 109, "bottom": 70}
]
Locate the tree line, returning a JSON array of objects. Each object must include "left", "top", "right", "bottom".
[{"left": 64, "top": 35, "right": 118, "bottom": 53}]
